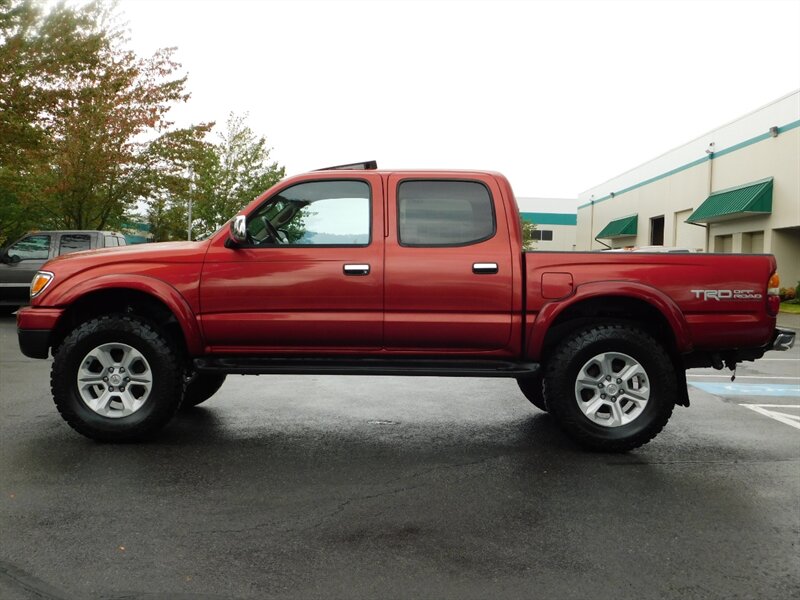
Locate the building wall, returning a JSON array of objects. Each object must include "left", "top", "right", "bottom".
[
  {"left": 576, "top": 91, "right": 800, "bottom": 284},
  {"left": 517, "top": 197, "right": 578, "bottom": 252}
]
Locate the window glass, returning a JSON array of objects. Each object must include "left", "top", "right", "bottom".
[
  {"left": 532, "top": 230, "right": 553, "bottom": 241},
  {"left": 398, "top": 181, "right": 495, "bottom": 246},
  {"left": 59, "top": 234, "right": 92, "bottom": 255},
  {"left": 247, "top": 180, "right": 370, "bottom": 246},
  {"left": 104, "top": 235, "right": 118, "bottom": 247},
  {"left": 7, "top": 234, "right": 50, "bottom": 260},
  {"left": 117, "top": 236, "right": 127, "bottom": 246}
]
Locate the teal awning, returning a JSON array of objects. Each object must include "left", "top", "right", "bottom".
[
  {"left": 687, "top": 178, "right": 773, "bottom": 224},
  {"left": 596, "top": 215, "right": 638, "bottom": 239}
]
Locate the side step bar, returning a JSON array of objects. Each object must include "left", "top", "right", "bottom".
[{"left": 193, "top": 357, "right": 540, "bottom": 378}]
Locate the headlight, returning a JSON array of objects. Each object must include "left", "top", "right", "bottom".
[{"left": 30, "top": 271, "right": 54, "bottom": 298}]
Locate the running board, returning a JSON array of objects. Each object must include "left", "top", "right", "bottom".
[{"left": 193, "top": 357, "right": 540, "bottom": 378}]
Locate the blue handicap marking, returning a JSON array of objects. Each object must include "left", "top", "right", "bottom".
[{"left": 690, "top": 382, "right": 800, "bottom": 397}]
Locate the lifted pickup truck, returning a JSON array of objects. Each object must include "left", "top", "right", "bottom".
[{"left": 16, "top": 163, "right": 795, "bottom": 451}]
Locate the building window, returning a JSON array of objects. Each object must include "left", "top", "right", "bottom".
[
  {"left": 650, "top": 215, "right": 664, "bottom": 245},
  {"left": 531, "top": 229, "right": 553, "bottom": 241},
  {"left": 742, "top": 231, "right": 764, "bottom": 253},
  {"left": 714, "top": 234, "right": 733, "bottom": 253}
]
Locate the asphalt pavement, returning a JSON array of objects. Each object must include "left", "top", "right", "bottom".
[{"left": 1, "top": 315, "right": 798, "bottom": 600}]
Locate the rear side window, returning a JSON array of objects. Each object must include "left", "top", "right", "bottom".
[
  {"left": 59, "top": 234, "right": 92, "bottom": 255},
  {"left": 398, "top": 181, "right": 495, "bottom": 246}
]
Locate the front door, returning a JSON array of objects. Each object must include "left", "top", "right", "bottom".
[
  {"left": 200, "top": 175, "right": 384, "bottom": 353},
  {"left": 0, "top": 233, "right": 53, "bottom": 305}
]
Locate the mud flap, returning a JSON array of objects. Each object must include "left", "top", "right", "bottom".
[{"left": 676, "top": 368, "right": 690, "bottom": 407}]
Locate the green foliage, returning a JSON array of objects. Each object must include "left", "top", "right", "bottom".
[
  {"left": 520, "top": 216, "right": 537, "bottom": 251},
  {"left": 1, "top": 1, "right": 285, "bottom": 246},
  {"left": 188, "top": 113, "right": 285, "bottom": 240}
]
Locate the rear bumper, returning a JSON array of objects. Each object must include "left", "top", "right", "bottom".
[
  {"left": 770, "top": 327, "right": 796, "bottom": 352},
  {"left": 16, "top": 307, "right": 64, "bottom": 359}
]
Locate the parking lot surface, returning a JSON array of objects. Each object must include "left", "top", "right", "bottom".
[{"left": 1, "top": 315, "right": 798, "bottom": 599}]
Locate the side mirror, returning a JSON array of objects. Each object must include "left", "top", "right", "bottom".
[
  {"left": 229, "top": 215, "right": 247, "bottom": 245},
  {"left": 1, "top": 251, "right": 20, "bottom": 264}
]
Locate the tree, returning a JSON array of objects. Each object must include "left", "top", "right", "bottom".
[
  {"left": 185, "top": 113, "right": 284, "bottom": 240},
  {"left": 520, "top": 217, "right": 537, "bottom": 251},
  {"left": 0, "top": 0, "right": 209, "bottom": 244},
  {"left": 0, "top": 0, "right": 105, "bottom": 243}
]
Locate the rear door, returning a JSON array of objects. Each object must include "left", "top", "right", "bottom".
[
  {"left": 200, "top": 174, "right": 384, "bottom": 352},
  {"left": 384, "top": 174, "right": 515, "bottom": 354}
]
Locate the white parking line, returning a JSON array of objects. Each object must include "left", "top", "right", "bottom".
[
  {"left": 687, "top": 375, "right": 800, "bottom": 380},
  {"left": 740, "top": 404, "right": 800, "bottom": 431}
]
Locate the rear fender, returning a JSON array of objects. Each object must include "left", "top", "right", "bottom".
[{"left": 527, "top": 281, "right": 693, "bottom": 359}]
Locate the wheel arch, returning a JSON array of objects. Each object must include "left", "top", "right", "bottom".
[
  {"left": 528, "top": 282, "right": 692, "bottom": 361},
  {"left": 49, "top": 276, "right": 203, "bottom": 358}
]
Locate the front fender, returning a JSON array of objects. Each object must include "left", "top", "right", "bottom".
[
  {"left": 48, "top": 274, "right": 204, "bottom": 355},
  {"left": 527, "top": 281, "right": 693, "bottom": 359}
]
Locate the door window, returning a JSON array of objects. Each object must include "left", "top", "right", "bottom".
[
  {"left": 6, "top": 234, "right": 50, "bottom": 260},
  {"left": 397, "top": 181, "right": 495, "bottom": 246},
  {"left": 247, "top": 180, "right": 370, "bottom": 246},
  {"left": 59, "top": 234, "right": 92, "bottom": 255}
]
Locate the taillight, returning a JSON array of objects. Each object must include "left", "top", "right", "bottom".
[
  {"left": 768, "top": 273, "right": 780, "bottom": 296},
  {"left": 766, "top": 273, "right": 780, "bottom": 316}
]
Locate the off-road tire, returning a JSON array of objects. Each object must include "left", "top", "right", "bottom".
[
  {"left": 51, "top": 314, "right": 183, "bottom": 442},
  {"left": 517, "top": 375, "right": 547, "bottom": 412},
  {"left": 181, "top": 373, "right": 227, "bottom": 408},
  {"left": 543, "top": 324, "right": 676, "bottom": 452}
]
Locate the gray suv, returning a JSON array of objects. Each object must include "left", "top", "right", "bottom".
[{"left": 0, "top": 230, "right": 127, "bottom": 309}]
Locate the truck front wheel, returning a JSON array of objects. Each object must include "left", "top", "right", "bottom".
[
  {"left": 543, "top": 324, "right": 676, "bottom": 452},
  {"left": 51, "top": 315, "right": 184, "bottom": 442}
]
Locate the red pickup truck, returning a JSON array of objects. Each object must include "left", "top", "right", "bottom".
[{"left": 16, "top": 163, "right": 795, "bottom": 451}]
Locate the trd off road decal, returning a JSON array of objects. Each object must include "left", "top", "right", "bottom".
[{"left": 690, "top": 289, "right": 763, "bottom": 301}]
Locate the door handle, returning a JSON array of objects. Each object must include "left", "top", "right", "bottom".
[
  {"left": 343, "top": 264, "right": 370, "bottom": 276},
  {"left": 473, "top": 262, "right": 498, "bottom": 274}
]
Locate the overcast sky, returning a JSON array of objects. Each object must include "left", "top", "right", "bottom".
[{"left": 116, "top": 0, "right": 800, "bottom": 200}]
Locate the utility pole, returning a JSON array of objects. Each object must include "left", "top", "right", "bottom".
[{"left": 187, "top": 170, "right": 194, "bottom": 241}]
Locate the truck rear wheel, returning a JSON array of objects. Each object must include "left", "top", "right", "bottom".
[
  {"left": 51, "top": 315, "right": 183, "bottom": 442},
  {"left": 182, "top": 372, "right": 227, "bottom": 408},
  {"left": 543, "top": 324, "right": 676, "bottom": 452}
]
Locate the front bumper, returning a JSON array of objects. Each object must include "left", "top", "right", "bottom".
[
  {"left": 16, "top": 307, "right": 64, "bottom": 359},
  {"left": 770, "top": 327, "right": 796, "bottom": 352}
]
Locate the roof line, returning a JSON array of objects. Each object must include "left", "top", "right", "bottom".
[{"left": 578, "top": 118, "right": 799, "bottom": 210}]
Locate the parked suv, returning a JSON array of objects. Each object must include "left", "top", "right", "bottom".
[{"left": 0, "top": 230, "right": 126, "bottom": 309}]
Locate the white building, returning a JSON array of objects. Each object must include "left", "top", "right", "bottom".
[
  {"left": 576, "top": 90, "right": 800, "bottom": 284},
  {"left": 517, "top": 197, "right": 578, "bottom": 251}
]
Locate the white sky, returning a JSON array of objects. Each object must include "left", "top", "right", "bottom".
[{"left": 116, "top": 0, "right": 800, "bottom": 200}]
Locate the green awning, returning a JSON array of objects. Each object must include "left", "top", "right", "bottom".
[
  {"left": 687, "top": 178, "right": 773, "bottom": 224},
  {"left": 596, "top": 215, "right": 638, "bottom": 239}
]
